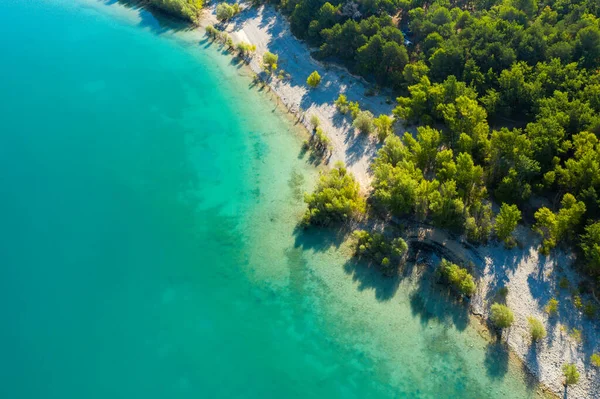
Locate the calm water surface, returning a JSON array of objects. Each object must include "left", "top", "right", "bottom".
[{"left": 0, "top": 1, "right": 543, "bottom": 398}]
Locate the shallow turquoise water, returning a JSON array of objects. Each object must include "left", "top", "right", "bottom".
[{"left": 0, "top": 1, "right": 542, "bottom": 398}]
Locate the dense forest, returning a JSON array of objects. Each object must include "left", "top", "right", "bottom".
[{"left": 277, "top": 0, "right": 600, "bottom": 283}]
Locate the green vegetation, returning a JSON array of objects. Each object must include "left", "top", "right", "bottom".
[
  {"left": 591, "top": 353, "right": 600, "bottom": 367},
  {"left": 262, "top": 51, "right": 278, "bottom": 73},
  {"left": 545, "top": 298, "right": 559, "bottom": 315},
  {"left": 440, "top": 259, "right": 476, "bottom": 296},
  {"left": 148, "top": 0, "right": 202, "bottom": 22},
  {"left": 527, "top": 316, "right": 546, "bottom": 341},
  {"left": 373, "top": 114, "right": 394, "bottom": 142},
  {"left": 216, "top": 2, "right": 240, "bottom": 21},
  {"left": 353, "top": 110, "right": 375, "bottom": 134},
  {"left": 495, "top": 203, "right": 521, "bottom": 246},
  {"left": 352, "top": 230, "right": 408, "bottom": 268},
  {"left": 562, "top": 363, "right": 580, "bottom": 386},
  {"left": 263, "top": 0, "right": 600, "bottom": 285},
  {"left": 303, "top": 162, "right": 365, "bottom": 226},
  {"left": 306, "top": 71, "right": 321, "bottom": 88},
  {"left": 583, "top": 302, "right": 597, "bottom": 318},
  {"left": 490, "top": 303, "right": 514, "bottom": 329},
  {"left": 205, "top": 25, "right": 233, "bottom": 49},
  {"left": 334, "top": 94, "right": 349, "bottom": 114},
  {"left": 310, "top": 114, "right": 320, "bottom": 129},
  {"left": 236, "top": 42, "right": 257, "bottom": 58},
  {"left": 569, "top": 328, "right": 583, "bottom": 343},
  {"left": 304, "top": 127, "right": 331, "bottom": 158}
]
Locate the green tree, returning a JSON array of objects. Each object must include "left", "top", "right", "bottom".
[
  {"left": 527, "top": 316, "right": 546, "bottom": 341},
  {"left": 216, "top": 2, "right": 236, "bottom": 21},
  {"left": 306, "top": 70, "right": 321, "bottom": 88},
  {"left": 580, "top": 222, "right": 600, "bottom": 275},
  {"left": 562, "top": 363, "right": 580, "bottom": 386},
  {"left": 440, "top": 259, "right": 476, "bottom": 296},
  {"left": 262, "top": 51, "right": 278, "bottom": 73},
  {"left": 303, "top": 162, "right": 365, "bottom": 226},
  {"left": 490, "top": 303, "right": 515, "bottom": 329},
  {"left": 373, "top": 114, "right": 393, "bottom": 141},
  {"left": 495, "top": 203, "right": 521, "bottom": 246},
  {"left": 353, "top": 110, "right": 375, "bottom": 134}
]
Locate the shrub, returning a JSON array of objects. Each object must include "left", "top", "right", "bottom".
[
  {"left": 303, "top": 162, "right": 366, "bottom": 226},
  {"left": 348, "top": 101, "right": 361, "bottom": 119},
  {"left": 352, "top": 230, "right": 408, "bottom": 268},
  {"left": 440, "top": 259, "right": 476, "bottom": 296},
  {"left": 373, "top": 114, "right": 394, "bottom": 142},
  {"left": 545, "top": 298, "right": 559, "bottom": 315},
  {"left": 591, "top": 353, "right": 600, "bottom": 367},
  {"left": 573, "top": 295, "right": 583, "bottom": 309},
  {"left": 527, "top": 317, "right": 546, "bottom": 341},
  {"left": 310, "top": 114, "right": 320, "bottom": 129},
  {"left": 559, "top": 277, "right": 570, "bottom": 289},
  {"left": 306, "top": 127, "right": 330, "bottom": 156},
  {"left": 262, "top": 51, "right": 278, "bottom": 72},
  {"left": 236, "top": 41, "right": 256, "bottom": 57},
  {"left": 353, "top": 110, "right": 375, "bottom": 134},
  {"left": 583, "top": 302, "right": 597, "bottom": 319},
  {"left": 562, "top": 363, "right": 580, "bottom": 386},
  {"left": 569, "top": 328, "right": 582, "bottom": 343},
  {"left": 490, "top": 303, "right": 514, "bottom": 329},
  {"left": 334, "top": 94, "right": 349, "bottom": 114},
  {"left": 306, "top": 71, "right": 321, "bottom": 88},
  {"left": 216, "top": 2, "right": 238, "bottom": 21},
  {"left": 495, "top": 203, "right": 521, "bottom": 246}
]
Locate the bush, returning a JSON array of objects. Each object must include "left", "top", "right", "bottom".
[
  {"left": 373, "top": 114, "right": 394, "bottom": 142},
  {"left": 591, "top": 353, "right": 600, "bottom": 367},
  {"left": 527, "top": 316, "right": 546, "bottom": 341},
  {"left": 306, "top": 71, "right": 321, "bottom": 88},
  {"left": 562, "top": 363, "right": 580, "bottom": 386},
  {"left": 236, "top": 41, "right": 256, "bottom": 57},
  {"left": 569, "top": 328, "right": 582, "bottom": 343},
  {"left": 573, "top": 295, "right": 583, "bottom": 309},
  {"left": 490, "top": 303, "right": 514, "bottom": 329},
  {"left": 262, "top": 51, "right": 278, "bottom": 72},
  {"left": 352, "top": 230, "right": 408, "bottom": 268},
  {"left": 334, "top": 94, "right": 349, "bottom": 114},
  {"left": 440, "top": 259, "right": 476, "bottom": 296},
  {"left": 216, "top": 2, "right": 236, "bottom": 21},
  {"left": 303, "top": 162, "right": 366, "bottom": 226},
  {"left": 310, "top": 114, "right": 320, "bottom": 129},
  {"left": 583, "top": 302, "right": 597, "bottom": 318},
  {"left": 545, "top": 298, "right": 559, "bottom": 315},
  {"left": 348, "top": 101, "right": 361, "bottom": 119},
  {"left": 353, "top": 110, "right": 375, "bottom": 134},
  {"left": 306, "top": 127, "right": 330, "bottom": 156}
]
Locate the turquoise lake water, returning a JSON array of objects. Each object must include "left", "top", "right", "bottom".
[{"left": 0, "top": 1, "right": 544, "bottom": 398}]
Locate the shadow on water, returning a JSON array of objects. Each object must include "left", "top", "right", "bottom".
[
  {"left": 342, "top": 257, "right": 401, "bottom": 301},
  {"left": 484, "top": 339, "right": 510, "bottom": 379},
  {"left": 107, "top": 0, "right": 195, "bottom": 34}
]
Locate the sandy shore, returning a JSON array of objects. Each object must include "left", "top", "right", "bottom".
[{"left": 199, "top": 3, "right": 395, "bottom": 190}]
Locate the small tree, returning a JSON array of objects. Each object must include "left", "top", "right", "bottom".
[
  {"left": 216, "top": 3, "right": 236, "bottom": 21},
  {"left": 262, "top": 51, "right": 278, "bottom": 73},
  {"left": 353, "top": 110, "right": 375, "bottom": 134},
  {"left": 374, "top": 114, "right": 394, "bottom": 141},
  {"left": 306, "top": 71, "right": 321, "bottom": 88},
  {"left": 495, "top": 203, "right": 521, "bottom": 246},
  {"left": 545, "top": 298, "right": 559, "bottom": 315},
  {"left": 527, "top": 316, "right": 546, "bottom": 341},
  {"left": 591, "top": 353, "right": 600, "bottom": 367},
  {"left": 236, "top": 42, "right": 256, "bottom": 57},
  {"left": 490, "top": 303, "right": 514, "bottom": 329},
  {"left": 562, "top": 363, "right": 580, "bottom": 386},
  {"left": 335, "top": 94, "right": 349, "bottom": 114},
  {"left": 440, "top": 259, "right": 476, "bottom": 296},
  {"left": 310, "top": 114, "right": 320, "bottom": 130}
]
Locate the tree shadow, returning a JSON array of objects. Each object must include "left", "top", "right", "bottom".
[
  {"left": 342, "top": 257, "right": 402, "bottom": 302},
  {"left": 484, "top": 339, "right": 510, "bottom": 379},
  {"left": 292, "top": 224, "right": 349, "bottom": 253}
]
